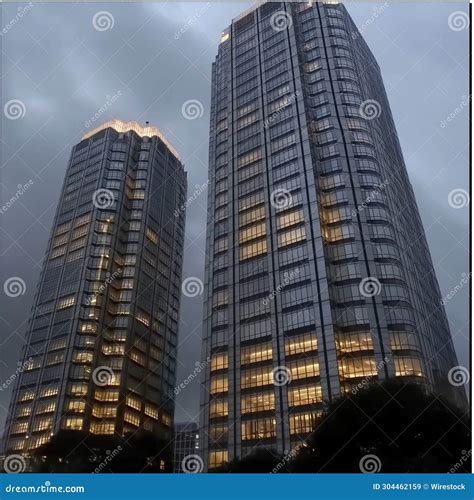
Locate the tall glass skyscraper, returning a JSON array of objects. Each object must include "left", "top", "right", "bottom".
[
  {"left": 200, "top": 1, "right": 465, "bottom": 470},
  {"left": 3, "top": 120, "right": 187, "bottom": 463}
]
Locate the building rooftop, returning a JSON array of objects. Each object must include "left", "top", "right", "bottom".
[{"left": 82, "top": 119, "right": 181, "bottom": 161}]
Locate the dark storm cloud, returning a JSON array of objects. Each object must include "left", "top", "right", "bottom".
[{"left": 0, "top": 2, "right": 469, "bottom": 433}]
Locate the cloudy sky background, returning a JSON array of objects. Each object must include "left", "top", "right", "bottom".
[{"left": 0, "top": 1, "right": 469, "bottom": 431}]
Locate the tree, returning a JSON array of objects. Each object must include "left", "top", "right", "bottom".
[
  {"left": 31, "top": 429, "right": 172, "bottom": 473},
  {"left": 290, "top": 380, "right": 470, "bottom": 473}
]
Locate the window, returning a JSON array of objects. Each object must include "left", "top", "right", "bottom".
[
  {"left": 241, "top": 417, "right": 276, "bottom": 440},
  {"left": 336, "top": 331, "right": 374, "bottom": 353},
  {"left": 394, "top": 356, "right": 423, "bottom": 377},
  {"left": 241, "top": 366, "right": 272, "bottom": 389},
  {"left": 210, "top": 375, "right": 228, "bottom": 394},
  {"left": 208, "top": 450, "right": 228, "bottom": 469},
  {"left": 63, "top": 417, "right": 83, "bottom": 430},
  {"left": 211, "top": 353, "right": 229, "bottom": 371},
  {"left": 285, "top": 333, "right": 317, "bottom": 356},
  {"left": 240, "top": 239, "right": 267, "bottom": 260},
  {"left": 277, "top": 209, "right": 304, "bottom": 230},
  {"left": 209, "top": 398, "right": 228, "bottom": 418},
  {"left": 288, "top": 384, "right": 322, "bottom": 406},
  {"left": 278, "top": 227, "right": 306, "bottom": 247},
  {"left": 241, "top": 342, "right": 273, "bottom": 365},
  {"left": 241, "top": 391, "right": 275, "bottom": 414},
  {"left": 338, "top": 356, "right": 376, "bottom": 379},
  {"left": 288, "top": 358, "right": 320, "bottom": 380},
  {"left": 58, "top": 296, "right": 75, "bottom": 310},
  {"left": 239, "top": 221, "right": 266, "bottom": 244},
  {"left": 289, "top": 411, "right": 319, "bottom": 435}
]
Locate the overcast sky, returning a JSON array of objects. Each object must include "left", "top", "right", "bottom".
[{"left": 0, "top": 1, "right": 469, "bottom": 432}]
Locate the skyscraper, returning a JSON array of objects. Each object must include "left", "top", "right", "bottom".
[
  {"left": 173, "top": 422, "right": 200, "bottom": 472},
  {"left": 3, "top": 120, "right": 187, "bottom": 464},
  {"left": 200, "top": 1, "right": 465, "bottom": 470}
]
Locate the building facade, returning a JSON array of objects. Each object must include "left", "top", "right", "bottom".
[
  {"left": 173, "top": 422, "right": 200, "bottom": 472},
  {"left": 3, "top": 120, "right": 187, "bottom": 462},
  {"left": 200, "top": 1, "right": 465, "bottom": 470}
]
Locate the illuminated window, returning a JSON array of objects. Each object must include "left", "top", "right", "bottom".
[
  {"left": 210, "top": 375, "right": 228, "bottom": 394},
  {"left": 67, "top": 400, "right": 86, "bottom": 412},
  {"left": 212, "top": 291, "right": 228, "bottom": 308},
  {"left": 285, "top": 333, "right": 317, "bottom": 356},
  {"left": 288, "top": 384, "right": 322, "bottom": 407},
  {"left": 11, "top": 422, "right": 28, "bottom": 434},
  {"left": 211, "top": 353, "right": 228, "bottom": 371},
  {"left": 288, "top": 358, "right": 320, "bottom": 380},
  {"left": 277, "top": 209, "right": 304, "bottom": 230},
  {"left": 241, "top": 367, "right": 272, "bottom": 389},
  {"left": 58, "top": 296, "right": 75, "bottom": 310},
  {"left": 40, "top": 386, "right": 59, "bottom": 398},
  {"left": 73, "top": 351, "right": 93, "bottom": 363},
  {"left": 36, "top": 401, "right": 56, "bottom": 414},
  {"left": 239, "top": 205, "right": 266, "bottom": 226},
  {"left": 16, "top": 405, "right": 32, "bottom": 417},
  {"left": 18, "top": 390, "right": 35, "bottom": 402},
  {"left": 240, "top": 239, "right": 267, "bottom": 261},
  {"left": 94, "top": 389, "right": 119, "bottom": 402},
  {"left": 390, "top": 331, "right": 419, "bottom": 351},
  {"left": 209, "top": 398, "right": 228, "bottom": 418},
  {"left": 63, "top": 417, "right": 83, "bottom": 430},
  {"left": 124, "top": 411, "right": 140, "bottom": 427},
  {"left": 338, "top": 356, "right": 376, "bottom": 379},
  {"left": 336, "top": 331, "right": 373, "bottom": 353},
  {"left": 92, "top": 405, "right": 117, "bottom": 418},
  {"left": 68, "top": 383, "right": 88, "bottom": 397},
  {"left": 126, "top": 395, "right": 141, "bottom": 411},
  {"left": 208, "top": 450, "right": 228, "bottom": 469},
  {"left": 90, "top": 422, "right": 115, "bottom": 434},
  {"left": 277, "top": 227, "right": 306, "bottom": 247},
  {"left": 239, "top": 222, "right": 266, "bottom": 244},
  {"left": 146, "top": 227, "right": 158, "bottom": 244},
  {"left": 145, "top": 405, "right": 159, "bottom": 420},
  {"left": 241, "top": 342, "right": 272, "bottom": 365},
  {"left": 241, "top": 417, "right": 276, "bottom": 440},
  {"left": 241, "top": 391, "right": 275, "bottom": 414},
  {"left": 289, "top": 411, "right": 319, "bottom": 435},
  {"left": 394, "top": 356, "right": 423, "bottom": 377}
]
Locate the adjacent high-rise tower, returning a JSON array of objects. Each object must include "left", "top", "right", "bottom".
[
  {"left": 200, "top": 1, "right": 465, "bottom": 470},
  {"left": 4, "top": 120, "right": 187, "bottom": 465}
]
